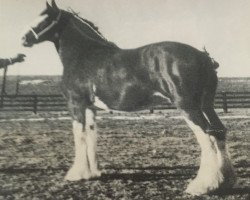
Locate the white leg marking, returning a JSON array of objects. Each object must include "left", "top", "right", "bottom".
[
  {"left": 184, "top": 118, "right": 235, "bottom": 196},
  {"left": 85, "top": 108, "right": 101, "bottom": 178},
  {"left": 211, "top": 137, "right": 236, "bottom": 187},
  {"left": 94, "top": 96, "right": 109, "bottom": 110},
  {"left": 65, "top": 120, "right": 91, "bottom": 181}
]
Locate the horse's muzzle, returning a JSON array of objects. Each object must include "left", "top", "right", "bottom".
[{"left": 22, "top": 36, "right": 33, "bottom": 47}]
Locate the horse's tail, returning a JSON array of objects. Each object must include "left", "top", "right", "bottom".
[
  {"left": 201, "top": 48, "right": 219, "bottom": 109},
  {"left": 210, "top": 58, "right": 219, "bottom": 69},
  {"left": 202, "top": 46, "right": 219, "bottom": 70}
]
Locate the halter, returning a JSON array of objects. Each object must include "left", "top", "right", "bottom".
[{"left": 30, "top": 11, "right": 62, "bottom": 40}]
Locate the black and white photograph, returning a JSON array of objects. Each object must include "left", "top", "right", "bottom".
[{"left": 0, "top": 0, "right": 249, "bottom": 199}]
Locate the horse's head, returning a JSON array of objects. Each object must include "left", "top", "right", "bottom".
[
  {"left": 22, "top": 0, "right": 63, "bottom": 47},
  {"left": 22, "top": 0, "right": 117, "bottom": 49}
]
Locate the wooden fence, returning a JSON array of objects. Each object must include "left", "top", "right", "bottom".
[
  {"left": 0, "top": 94, "right": 66, "bottom": 114},
  {"left": 214, "top": 91, "right": 250, "bottom": 113},
  {"left": 152, "top": 91, "right": 250, "bottom": 113},
  {"left": 0, "top": 92, "right": 249, "bottom": 114}
]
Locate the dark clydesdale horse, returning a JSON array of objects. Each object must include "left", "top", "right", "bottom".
[{"left": 21, "top": 0, "right": 235, "bottom": 195}]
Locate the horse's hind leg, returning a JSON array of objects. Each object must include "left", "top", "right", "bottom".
[
  {"left": 180, "top": 105, "right": 222, "bottom": 195},
  {"left": 201, "top": 74, "right": 236, "bottom": 192},
  {"left": 202, "top": 71, "right": 226, "bottom": 134},
  {"left": 178, "top": 86, "right": 235, "bottom": 194}
]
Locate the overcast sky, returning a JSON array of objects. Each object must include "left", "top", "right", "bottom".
[{"left": 0, "top": 0, "right": 249, "bottom": 76}]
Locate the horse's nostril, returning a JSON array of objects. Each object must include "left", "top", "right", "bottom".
[{"left": 21, "top": 35, "right": 30, "bottom": 46}]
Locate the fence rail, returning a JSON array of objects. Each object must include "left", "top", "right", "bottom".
[
  {"left": 152, "top": 91, "right": 250, "bottom": 113},
  {"left": 0, "top": 92, "right": 250, "bottom": 113},
  {"left": 0, "top": 94, "right": 66, "bottom": 114}
]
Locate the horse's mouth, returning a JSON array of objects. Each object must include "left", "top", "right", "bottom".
[
  {"left": 22, "top": 41, "right": 33, "bottom": 47},
  {"left": 22, "top": 35, "right": 34, "bottom": 47}
]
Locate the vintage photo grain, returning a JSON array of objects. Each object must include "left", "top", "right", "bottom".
[{"left": 0, "top": 0, "right": 249, "bottom": 199}]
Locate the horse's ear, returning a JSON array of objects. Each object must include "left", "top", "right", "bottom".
[
  {"left": 51, "top": 0, "right": 59, "bottom": 11},
  {"left": 46, "top": 0, "right": 59, "bottom": 11},
  {"left": 46, "top": 1, "right": 52, "bottom": 9}
]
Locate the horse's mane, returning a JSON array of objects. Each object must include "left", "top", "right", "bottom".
[{"left": 67, "top": 8, "right": 118, "bottom": 48}]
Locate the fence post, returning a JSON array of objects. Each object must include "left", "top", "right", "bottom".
[
  {"left": 15, "top": 78, "right": 20, "bottom": 96},
  {"left": 0, "top": 66, "right": 8, "bottom": 108},
  {"left": 33, "top": 95, "right": 38, "bottom": 114},
  {"left": 222, "top": 91, "right": 228, "bottom": 113},
  {"left": 0, "top": 94, "right": 4, "bottom": 108}
]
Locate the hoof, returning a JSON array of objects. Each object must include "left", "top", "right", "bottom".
[
  {"left": 185, "top": 168, "right": 223, "bottom": 196},
  {"left": 185, "top": 174, "right": 236, "bottom": 196},
  {"left": 64, "top": 167, "right": 91, "bottom": 181},
  {"left": 185, "top": 178, "right": 219, "bottom": 196},
  {"left": 91, "top": 169, "right": 102, "bottom": 178}
]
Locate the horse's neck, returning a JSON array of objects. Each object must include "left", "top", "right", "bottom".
[
  {"left": 58, "top": 21, "right": 115, "bottom": 56},
  {"left": 56, "top": 23, "right": 112, "bottom": 77},
  {"left": 71, "top": 19, "right": 106, "bottom": 43}
]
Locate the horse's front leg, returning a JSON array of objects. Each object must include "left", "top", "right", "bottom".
[
  {"left": 85, "top": 108, "right": 101, "bottom": 177},
  {"left": 65, "top": 105, "right": 101, "bottom": 181},
  {"left": 65, "top": 119, "right": 91, "bottom": 181}
]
